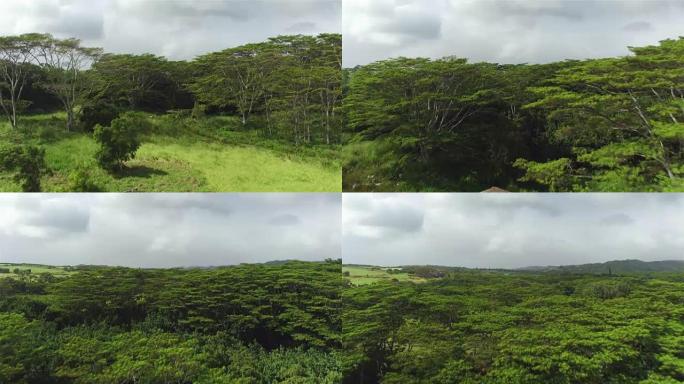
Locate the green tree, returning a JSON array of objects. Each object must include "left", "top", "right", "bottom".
[
  {"left": 0, "top": 144, "right": 46, "bottom": 191},
  {"left": 0, "top": 33, "right": 50, "bottom": 129},
  {"left": 516, "top": 38, "right": 684, "bottom": 191},
  {"left": 37, "top": 36, "right": 102, "bottom": 131},
  {"left": 92, "top": 53, "right": 170, "bottom": 110},
  {"left": 93, "top": 112, "right": 150, "bottom": 172}
]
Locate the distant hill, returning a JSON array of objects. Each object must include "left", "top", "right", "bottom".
[
  {"left": 262, "top": 260, "right": 299, "bottom": 266},
  {"left": 518, "top": 259, "right": 684, "bottom": 274}
]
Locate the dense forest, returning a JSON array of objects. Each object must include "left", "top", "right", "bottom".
[
  {"left": 343, "top": 37, "right": 684, "bottom": 192},
  {"left": 0, "top": 260, "right": 342, "bottom": 383},
  {"left": 0, "top": 32, "right": 342, "bottom": 192},
  {"left": 520, "top": 259, "right": 684, "bottom": 274},
  {"left": 342, "top": 266, "right": 684, "bottom": 383}
]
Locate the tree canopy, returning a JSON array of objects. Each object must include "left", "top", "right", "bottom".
[
  {"left": 343, "top": 37, "right": 684, "bottom": 191},
  {"left": 0, "top": 260, "right": 342, "bottom": 383},
  {"left": 0, "top": 33, "right": 342, "bottom": 145},
  {"left": 342, "top": 270, "right": 684, "bottom": 383}
]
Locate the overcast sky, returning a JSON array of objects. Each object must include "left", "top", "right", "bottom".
[
  {"left": 0, "top": 0, "right": 340, "bottom": 60},
  {"left": 343, "top": 194, "right": 684, "bottom": 269},
  {"left": 0, "top": 194, "right": 340, "bottom": 268},
  {"left": 343, "top": 0, "right": 684, "bottom": 67}
]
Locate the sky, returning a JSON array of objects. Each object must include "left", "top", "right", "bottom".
[
  {"left": 343, "top": 0, "right": 684, "bottom": 67},
  {"left": 0, "top": 0, "right": 341, "bottom": 60},
  {"left": 343, "top": 194, "right": 684, "bottom": 269},
  {"left": 0, "top": 194, "right": 341, "bottom": 268}
]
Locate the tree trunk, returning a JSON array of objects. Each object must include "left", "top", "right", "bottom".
[
  {"left": 11, "top": 99, "right": 17, "bottom": 129},
  {"left": 325, "top": 108, "right": 330, "bottom": 145},
  {"left": 66, "top": 109, "right": 74, "bottom": 132},
  {"left": 419, "top": 141, "right": 430, "bottom": 163}
]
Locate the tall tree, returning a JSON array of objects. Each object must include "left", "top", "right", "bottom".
[
  {"left": 517, "top": 38, "right": 684, "bottom": 191},
  {"left": 92, "top": 53, "right": 170, "bottom": 110},
  {"left": 192, "top": 43, "right": 269, "bottom": 126},
  {"left": 37, "top": 37, "right": 102, "bottom": 131},
  {"left": 0, "top": 33, "right": 49, "bottom": 129},
  {"left": 312, "top": 34, "right": 342, "bottom": 144}
]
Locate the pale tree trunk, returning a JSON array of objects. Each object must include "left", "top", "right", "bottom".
[
  {"left": 11, "top": 100, "right": 17, "bottom": 128},
  {"left": 9, "top": 79, "right": 22, "bottom": 129},
  {"left": 66, "top": 109, "right": 74, "bottom": 132},
  {"left": 7, "top": 78, "right": 23, "bottom": 129},
  {"left": 630, "top": 90, "right": 675, "bottom": 179},
  {"left": 325, "top": 108, "right": 330, "bottom": 145}
]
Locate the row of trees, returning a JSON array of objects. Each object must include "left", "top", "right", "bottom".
[
  {"left": 342, "top": 271, "right": 684, "bottom": 383},
  {"left": 1, "top": 33, "right": 342, "bottom": 144},
  {"left": 192, "top": 34, "right": 342, "bottom": 144},
  {"left": 343, "top": 38, "right": 684, "bottom": 191},
  {"left": 0, "top": 260, "right": 342, "bottom": 383},
  {"left": 0, "top": 34, "right": 101, "bottom": 131}
]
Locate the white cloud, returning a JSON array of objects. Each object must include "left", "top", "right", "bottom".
[
  {"left": 343, "top": 0, "right": 684, "bottom": 66},
  {"left": 0, "top": 193, "right": 341, "bottom": 267},
  {"left": 342, "top": 193, "right": 684, "bottom": 268},
  {"left": 0, "top": 0, "right": 340, "bottom": 60}
]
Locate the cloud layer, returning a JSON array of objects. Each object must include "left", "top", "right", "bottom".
[
  {"left": 343, "top": 0, "right": 684, "bottom": 66},
  {"left": 0, "top": 194, "right": 340, "bottom": 267},
  {"left": 343, "top": 194, "right": 684, "bottom": 268},
  {"left": 0, "top": 0, "right": 340, "bottom": 60}
]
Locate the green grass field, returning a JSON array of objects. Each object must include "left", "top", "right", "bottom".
[
  {"left": 0, "top": 114, "right": 341, "bottom": 192},
  {"left": 0, "top": 263, "right": 75, "bottom": 279},
  {"left": 343, "top": 265, "right": 426, "bottom": 285}
]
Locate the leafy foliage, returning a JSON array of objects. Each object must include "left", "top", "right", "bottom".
[
  {"left": 344, "top": 38, "right": 684, "bottom": 191},
  {"left": 0, "top": 143, "right": 46, "bottom": 191},
  {"left": 0, "top": 260, "right": 342, "bottom": 383},
  {"left": 93, "top": 112, "right": 150, "bottom": 172},
  {"left": 343, "top": 270, "right": 684, "bottom": 383},
  {"left": 0, "top": 33, "right": 341, "bottom": 191},
  {"left": 191, "top": 34, "right": 342, "bottom": 144}
]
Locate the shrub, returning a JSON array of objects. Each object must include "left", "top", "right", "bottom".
[
  {"left": 585, "top": 281, "right": 632, "bottom": 299},
  {"left": 80, "top": 101, "right": 120, "bottom": 132},
  {"left": 93, "top": 112, "right": 151, "bottom": 172},
  {"left": 0, "top": 144, "right": 47, "bottom": 192},
  {"left": 191, "top": 102, "right": 206, "bottom": 119},
  {"left": 37, "top": 126, "right": 60, "bottom": 142},
  {"left": 68, "top": 167, "right": 102, "bottom": 192}
]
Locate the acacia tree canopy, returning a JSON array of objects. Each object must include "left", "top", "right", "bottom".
[{"left": 343, "top": 37, "right": 684, "bottom": 192}]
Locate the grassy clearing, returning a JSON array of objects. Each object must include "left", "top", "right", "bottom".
[
  {"left": 0, "top": 263, "right": 75, "bottom": 279},
  {"left": 0, "top": 113, "right": 341, "bottom": 192},
  {"left": 343, "top": 265, "right": 426, "bottom": 286},
  {"left": 138, "top": 140, "right": 339, "bottom": 192}
]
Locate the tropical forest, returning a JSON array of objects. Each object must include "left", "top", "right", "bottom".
[
  {"left": 343, "top": 37, "right": 684, "bottom": 192},
  {"left": 0, "top": 32, "right": 342, "bottom": 192},
  {"left": 342, "top": 262, "right": 684, "bottom": 383},
  {"left": 0, "top": 260, "right": 342, "bottom": 383}
]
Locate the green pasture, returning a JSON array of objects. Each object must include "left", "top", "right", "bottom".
[
  {"left": 0, "top": 113, "right": 341, "bottom": 192},
  {"left": 0, "top": 263, "right": 75, "bottom": 279},
  {"left": 343, "top": 265, "right": 426, "bottom": 286}
]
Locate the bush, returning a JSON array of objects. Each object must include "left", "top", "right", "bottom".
[
  {"left": 0, "top": 144, "right": 47, "bottom": 192},
  {"left": 68, "top": 167, "right": 102, "bottom": 192},
  {"left": 585, "top": 281, "right": 632, "bottom": 299},
  {"left": 37, "top": 126, "right": 60, "bottom": 142},
  {"left": 94, "top": 112, "right": 151, "bottom": 172},
  {"left": 80, "top": 101, "right": 120, "bottom": 132},
  {"left": 191, "top": 102, "right": 206, "bottom": 119}
]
